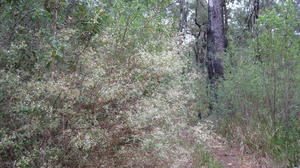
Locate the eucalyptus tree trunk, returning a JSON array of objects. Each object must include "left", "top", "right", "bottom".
[
  {"left": 194, "top": 0, "right": 207, "bottom": 70},
  {"left": 247, "top": 0, "right": 261, "bottom": 61},
  {"left": 247, "top": 0, "right": 260, "bottom": 30},
  {"left": 179, "top": 0, "right": 189, "bottom": 33},
  {"left": 206, "top": 0, "right": 225, "bottom": 111}
]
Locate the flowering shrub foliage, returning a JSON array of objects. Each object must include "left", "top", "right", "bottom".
[{"left": 0, "top": 32, "right": 216, "bottom": 167}]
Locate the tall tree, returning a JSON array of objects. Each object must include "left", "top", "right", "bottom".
[
  {"left": 206, "top": 0, "right": 226, "bottom": 110},
  {"left": 179, "top": 0, "right": 189, "bottom": 33},
  {"left": 193, "top": 0, "right": 208, "bottom": 69},
  {"left": 247, "top": 0, "right": 261, "bottom": 60}
]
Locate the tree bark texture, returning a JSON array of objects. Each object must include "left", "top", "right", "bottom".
[
  {"left": 206, "top": 0, "right": 225, "bottom": 112},
  {"left": 179, "top": 0, "right": 189, "bottom": 33},
  {"left": 247, "top": 0, "right": 260, "bottom": 31},
  {"left": 193, "top": 0, "right": 208, "bottom": 70},
  {"left": 207, "top": 0, "right": 225, "bottom": 82}
]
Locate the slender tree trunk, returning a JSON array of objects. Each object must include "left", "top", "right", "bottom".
[
  {"left": 253, "top": 0, "right": 261, "bottom": 61},
  {"left": 179, "top": 0, "right": 189, "bottom": 33},
  {"left": 206, "top": 0, "right": 225, "bottom": 111},
  {"left": 246, "top": 0, "right": 261, "bottom": 61},
  {"left": 51, "top": 0, "right": 59, "bottom": 37},
  {"left": 223, "top": 0, "right": 229, "bottom": 48}
]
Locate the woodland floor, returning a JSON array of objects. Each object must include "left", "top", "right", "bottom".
[
  {"left": 202, "top": 124, "right": 271, "bottom": 168},
  {"left": 169, "top": 119, "right": 266, "bottom": 168}
]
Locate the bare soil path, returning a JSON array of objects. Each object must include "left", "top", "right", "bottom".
[{"left": 191, "top": 120, "right": 274, "bottom": 168}]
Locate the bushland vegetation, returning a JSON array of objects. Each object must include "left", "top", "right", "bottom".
[{"left": 0, "top": 0, "right": 299, "bottom": 167}]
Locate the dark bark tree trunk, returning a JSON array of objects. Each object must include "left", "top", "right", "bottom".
[
  {"left": 247, "top": 0, "right": 260, "bottom": 31},
  {"left": 179, "top": 0, "right": 189, "bottom": 33},
  {"left": 246, "top": 0, "right": 261, "bottom": 61},
  {"left": 193, "top": 0, "right": 208, "bottom": 71},
  {"left": 223, "top": 0, "right": 229, "bottom": 49},
  {"left": 206, "top": 0, "right": 226, "bottom": 111}
]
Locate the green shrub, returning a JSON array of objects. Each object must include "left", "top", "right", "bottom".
[{"left": 214, "top": 1, "right": 300, "bottom": 166}]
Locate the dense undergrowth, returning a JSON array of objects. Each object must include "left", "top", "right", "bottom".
[
  {"left": 0, "top": 31, "right": 222, "bottom": 167},
  {"left": 201, "top": 2, "right": 300, "bottom": 167},
  {"left": 1, "top": 0, "right": 299, "bottom": 167},
  {"left": 0, "top": 33, "right": 162, "bottom": 167},
  {"left": 0, "top": 1, "right": 223, "bottom": 167},
  {"left": 0, "top": 1, "right": 190, "bottom": 166}
]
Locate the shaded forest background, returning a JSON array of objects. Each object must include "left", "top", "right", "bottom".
[{"left": 0, "top": 0, "right": 299, "bottom": 167}]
